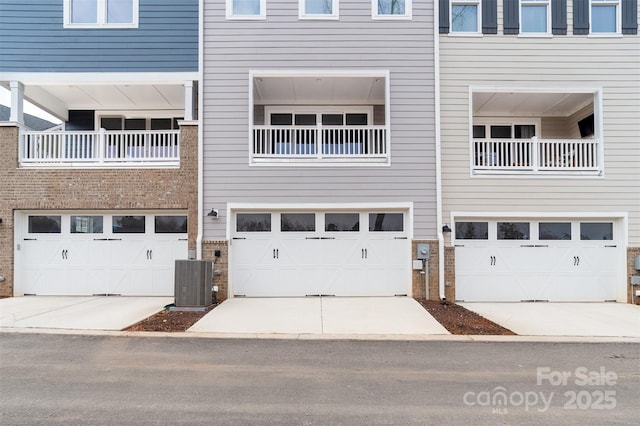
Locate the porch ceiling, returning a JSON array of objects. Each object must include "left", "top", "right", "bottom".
[
  {"left": 20, "top": 83, "right": 185, "bottom": 120},
  {"left": 473, "top": 92, "right": 594, "bottom": 117},
  {"left": 253, "top": 76, "right": 385, "bottom": 105}
]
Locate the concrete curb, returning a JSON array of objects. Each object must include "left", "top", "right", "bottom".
[{"left": 2, "top": 327, "right": 639, "bottom": 343}]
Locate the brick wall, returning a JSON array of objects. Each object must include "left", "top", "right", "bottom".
[
  {"left": 411, "top": 240, "right": 440, "bottom": 300},
  {"left": 628, "top": 247, "right": 640, "bottom": 304},
  {"left": 202, "top": 240, "right": 229, "bottom": 301},
  {"left": 444, "top": 246, "right": 456, "bottom": 301},
  {"left": 0, "top": 123, "right": 198, "bottom": 296}
]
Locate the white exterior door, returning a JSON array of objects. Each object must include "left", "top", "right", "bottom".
[
  {"left": 230, "top": 210, "right": 411, "bottom": 297},
  {"left": 454, "top": 219, "right": 620, "bottom": 302},
  {"left": 15, "top": 212, "right": 188, "bottom": 296}
]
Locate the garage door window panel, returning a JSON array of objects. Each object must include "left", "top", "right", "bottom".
[
  {"left": 70, "top": 216, "right": 103, "bottom": 234},
  {"left": 236, "top": 213, "right": 271, "bottom": 232},
  {"left": 281, "top": 213, "right": 316, "bottom": 232},
  {"left": 580, "top": 222, "right": 613, "bottom": 240},
  {"left": 539, "top": 222, "right": 571, "bottom": 240},
  {"left": 497, "top": 222, "right": 530, "bottom": 240},
  {"left": 112, "top": 215, "right": 145, "bottom": 233},
  {"left": 28, "top": 216, "right": 62, "bottom": 233},
  {"left": 155, "top": 216, "right": 187, "bottom": 233},
  {"left": 369, "top": 213, "right": 403, "bottom": 232},
  {"left": 325, "top": 213, "right": 360, "bottom": 232},
  {"left": 455, "top": 221, "right": 488, "bottom": 239}
]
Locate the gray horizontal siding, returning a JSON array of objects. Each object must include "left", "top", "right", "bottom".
[
  {"left": 439, "top": 29, "right": 640, "bottom": 243},
  {"left": 0, "top": 0, "right": 197, "bottom": 72},
  {"left": 203, "top": 1, "right": 437, "bottom": 240}
]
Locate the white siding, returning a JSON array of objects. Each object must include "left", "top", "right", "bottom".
[
  {"left": 203, "top": 1, "right": 437, "bottom": 240},
  {"left": 439, "top": 3, "right": 640, "bottom": 243}
]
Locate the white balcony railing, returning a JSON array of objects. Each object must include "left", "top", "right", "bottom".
[
  {"left": 20, "top": 129, "right": 180, "bottom": 167},
  {"left": 472, "top": 138, "right": 600, "bottom": 174},
  {"left": 252, "top": 125, "right": 389, "bottom": 163}
]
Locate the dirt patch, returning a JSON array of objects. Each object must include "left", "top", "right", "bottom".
[
  {"left": 415, "top": 298, "right": 516, "bottom": 335},
  {"left": 125, "top": 303, "right": 218, "bottom": 332}
]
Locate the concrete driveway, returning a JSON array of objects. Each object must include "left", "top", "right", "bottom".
[
  {"left": 188, "top": 297, "right": 450, "bottom": 336},
  {"left": 460, "top": 302, "right": 640, "bottom": 337},
  {"left": 0, "top": 296, "right": 172, "bottom": 331}
]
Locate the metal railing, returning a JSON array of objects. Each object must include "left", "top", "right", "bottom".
[
  {"left": 472, "top": 138, "right": 600, "bottom": 173},
  {"left": 20, "top": 129, "right": 180, "bottom": 167},
  {"left": 252, "top": 125, "right": 389, "bottom": 162}
]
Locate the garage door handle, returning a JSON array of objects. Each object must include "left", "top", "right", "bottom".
[
  {"left": 362, "top": 248, "right": 367, "bottom": 259},
  {"left": 61, "top": 249, "right": 68, "bottom": 259},
  {"left": 306, "top": 237, "right": 321, "bottom": 240},
  {"left": 573, "top": 256, "right": 580, "bottom": 266},
  {"left": 320, "top": 237, "right": 335, "bottom": 240},
  {"left": 273, "top": 248, "right": 279, "bottom": 259},
  {"left": 490, "top": 256, "right": 496, "bottom": 265}
]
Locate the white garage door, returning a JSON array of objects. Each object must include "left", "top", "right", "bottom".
[
  {"left": 16, "top": 212, "right": 188, "bottom": 296},
  {"left": 455, "top": 219, "right": 618, "bottom": 302},
  {"left": 230, "top": 211, "right": 411, "bottom": 297}
]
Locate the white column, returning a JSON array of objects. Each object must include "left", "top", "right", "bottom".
[
  {"left": 9, "top": 81, "right": 25, "bottom": 124},
  {"left": 184, "top": 80, "right": 195, "bottom": 121}
]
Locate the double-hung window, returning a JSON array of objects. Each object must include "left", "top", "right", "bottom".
[
  {"left": 451, "top": 0, "right": 481, "bottom": 33},
  {"left": 64, "top": 0, "right": 138, "bottom": 28},
  {"left": 520, "top": 0, "right": 551, "bottom": 34},
  {"left": 590, "top": 0, "right": 621, "bottom": 34},
  {"left": 226, "top": 0, "right": 266, "bottom": 20},
  {"left": 300, "top": 0, "right": 339, "bottom": 19},
  {"left": 372, "top": 0, "right": 412, "bottom": 19}
]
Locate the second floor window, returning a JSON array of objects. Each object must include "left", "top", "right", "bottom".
[
  {"left": 591, "top": 0, "right": 621, "bottom": 33},
  {"left": 227, "top": 0, "right": 266, "bottom": 20},
  {"left": 520, "top": 0, "right": 551, "bottom": 34},
  {"left": 64, "top": 0, "right": 138, "bottom": 28},
  {"left": 451, "top": 0, "right": 481, "bottom": 33},
  {"left": 300, "top": 0, "right": 339, "bottom": 19},
  {"left": 373, "top": 0, "right": 412, "bottom": 19}
]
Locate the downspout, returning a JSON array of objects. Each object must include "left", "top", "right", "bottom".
[
  {"left": 434, "top": 0, "right": 445, "bottom": 300},
  {"left": 196, "top": 0, "right": 204, "bottom": 259}
]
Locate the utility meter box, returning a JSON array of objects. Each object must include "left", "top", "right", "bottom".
[
  {"left": 174, "top": 260, "right": 213, "bottom": 307},
  {"left": 416, "top": 243, "right": 430, "bottom": 260}
]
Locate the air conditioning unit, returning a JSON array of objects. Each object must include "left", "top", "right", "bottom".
[{"left": 174, "top": 260, "right": 213, "bottom": 307}]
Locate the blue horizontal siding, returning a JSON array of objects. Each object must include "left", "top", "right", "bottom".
[{"left": 0, "top": 0, "right": 198, "bottom": 72}]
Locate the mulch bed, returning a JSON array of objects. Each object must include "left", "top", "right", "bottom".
[
  {"left": 125, "top": 298, "right": 515, "bottom": 335},
  {"left": 125, "top": 303, "right": 219, "bottom": 332},
  {"left": 415, "top": 298, "right": 516, "bottom": 335}
]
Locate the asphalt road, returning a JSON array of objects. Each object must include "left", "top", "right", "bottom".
[{"left": 0, "top": 334, "right": 638, "bottom": 425}]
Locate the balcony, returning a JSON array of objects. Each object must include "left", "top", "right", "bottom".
[
  {"left": 19, "top": 129, "right": 180, "bottom": 168},
  {"left": 252, "top": 125, "right": 389, "bottom": 164},
  {"left": 472, "top": 138, "right": 601, "bottom": 175}
]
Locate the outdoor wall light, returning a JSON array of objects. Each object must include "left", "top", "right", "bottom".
[
  {"left": 207, "top": 209, "right": 219, "bottom": 218},
  {"left": 442, "top": 224, "right": 452, "bottom": 233},
  {"left": 0, "top": 217, "right": 3, "bottom": 224}
]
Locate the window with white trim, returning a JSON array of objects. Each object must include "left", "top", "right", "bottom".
[
  {"left": 520, "top": 0, "right": 551, "bottom": 34},
  {"left": 300, "top": 0, "right": 339, "bottom": 19},
  {"left": 64, "top": 0, "right": 138, "bottom": 28},
  {"left": 372, "top": 0, "right": 412, "bottom": 19},
  {"left": 451, "top": 0, "right": 481, "bottom": 33},
  {"left": 590, "top": 0, "right": 621, "bottom": 34},
  {"left": 226, "top": 0, "right": 266, "bottom": 20}
]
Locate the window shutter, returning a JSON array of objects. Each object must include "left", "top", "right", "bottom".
[
  {"left": 573, "top": 0, "right": 589, "bottom": 35},
  {"left": 551, "top": 0, "right": 567, "bottom": 35},
  {"left": 622, "top": 0, "right": 638, "bottom": 34},
  {"left": 482, "top": 0, "right": 498, "bottom": 34},
  {"left": 503, "top": 0, "right": 520, "bottom": 34},
  {"left": 440, "top": 0, "right": 450, "bottom": 33}
]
